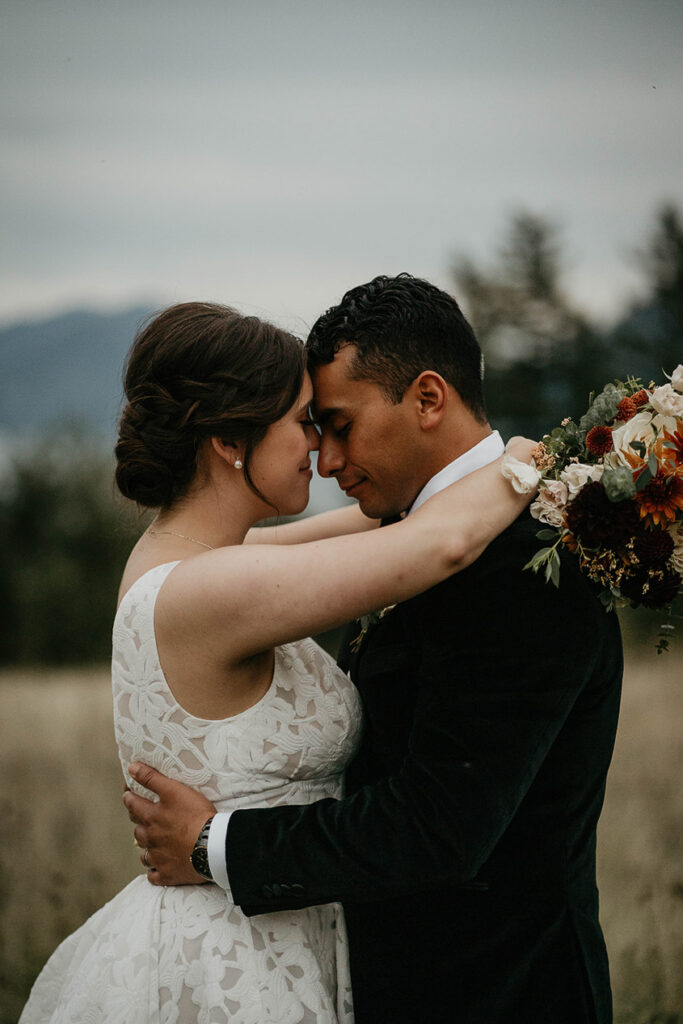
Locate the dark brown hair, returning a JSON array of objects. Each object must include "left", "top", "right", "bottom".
[{"left": 115, "top": 302, "right": 306, "bottom": 509}]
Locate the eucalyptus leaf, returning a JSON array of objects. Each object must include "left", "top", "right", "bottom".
[
  {"left": 533, "top": 546, "right": 553, "bottom": 560},
  {"left": 629, "top": 440, "right": 646, "bottom": 456},
  {"left": 636, "top": 465, "right": 654, "bottom": 492},
  {"left": 524, "top": 547, "right": 552, "bottom": 573},
  {"left": 648, "top": 451, "right": 658, "bottom": 475},
  {"left": 549, "top": 553, "right": 561, "bottom": 588},
  {"left": 602, "top": 466, "right": 637, "bottom": 502},
  {"left": 536, "top": 529, "right": 560, "bottom": 540}
]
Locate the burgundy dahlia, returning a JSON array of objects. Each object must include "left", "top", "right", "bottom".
[
  {"left": 621, "top": 565, "right": 680, "bottom": 609},
  {"left": 564, "top": 481, "right": 639, "bottom": 549},
  {"left": 633, "top": 528, "right": 675, "bottom": 567}
]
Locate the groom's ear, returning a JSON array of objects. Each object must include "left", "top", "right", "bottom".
[{"left": 412, "top": 371, "right": 449, "bottom": 431}]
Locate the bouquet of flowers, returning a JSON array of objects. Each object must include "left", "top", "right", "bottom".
[{"left": 503, "top": 364, "right": 683, "bottom": 651}]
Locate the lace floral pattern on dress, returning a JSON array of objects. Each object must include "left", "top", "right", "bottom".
[{"left": 21, "top": 561, "right": 362, "bottom": 1024}]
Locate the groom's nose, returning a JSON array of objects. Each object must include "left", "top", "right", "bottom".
[{"left": 317, "top": 436, "right": 345, "bottom": 478}]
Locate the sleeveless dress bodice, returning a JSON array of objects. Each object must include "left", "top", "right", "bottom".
[
  {"left": 114, "top": 562, "right": 363, "bottom": 814},
  {"left": 20, "top": 561, "right": 362, "bottom": 1024}
]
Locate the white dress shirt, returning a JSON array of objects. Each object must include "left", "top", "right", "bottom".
[{"left": 207, "top": 429, "right": 505, "bottom": 890}]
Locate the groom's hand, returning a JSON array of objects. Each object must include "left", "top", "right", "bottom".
[{"left": 123, "top": 762, "right": 217, "bottom": 886}]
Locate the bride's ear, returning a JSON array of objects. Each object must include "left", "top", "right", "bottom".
[{"left": 210, "top": 437, "right": 243, "bottom": 469}]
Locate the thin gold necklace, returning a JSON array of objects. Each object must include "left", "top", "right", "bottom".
[{"left": 148, "top": 528, "right": 214, "bottom": 550}]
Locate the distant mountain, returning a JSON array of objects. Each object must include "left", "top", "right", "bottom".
[
  {"left": 0, "top": 304, "right": 346, "bottom": 513},
  {"left": 0, "top": 306, "right": 154, "bottom": 437}
]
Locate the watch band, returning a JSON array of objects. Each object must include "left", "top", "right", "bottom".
[{"left": 190, "top": 814, "right": 216, "bottom": 880}]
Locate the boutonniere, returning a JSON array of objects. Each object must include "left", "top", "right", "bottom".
[{"left": 350, "top": 604, "right": 396, "bottom": 652}]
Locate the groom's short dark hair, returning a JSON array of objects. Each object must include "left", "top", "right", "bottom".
[{"left": 307, "top": 273, "right": 487, "bottom": 422}]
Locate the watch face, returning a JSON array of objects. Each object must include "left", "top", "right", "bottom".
[{"left": 191, "top": 845, "right": 212, "bottom": 880}]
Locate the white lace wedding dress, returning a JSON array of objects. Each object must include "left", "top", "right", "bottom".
[{"left": 20, "top": 561, "right": 362, "bottom": 1024}]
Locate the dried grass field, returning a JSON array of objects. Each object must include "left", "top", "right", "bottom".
[{"left": 1, "top": 646, "right": 681, "bottom": 1023}]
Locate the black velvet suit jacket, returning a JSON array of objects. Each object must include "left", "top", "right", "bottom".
[{"left": 227, "top": 513, "right": 623, "bottom": 1023}]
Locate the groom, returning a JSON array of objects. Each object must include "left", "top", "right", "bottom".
[{"left": 125, "top": 274, "right": 623, "bottom": 1023}]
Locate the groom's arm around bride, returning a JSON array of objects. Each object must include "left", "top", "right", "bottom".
[{"left": 222, "top": 510, "right": 622, "bottom": 1023}]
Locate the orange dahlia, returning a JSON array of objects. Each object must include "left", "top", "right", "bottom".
[
  {"left": 616, "top": 397, "right": 637, "bottom": 422},
  {"left": 632, "top": 389, "right": 650, "bottom": 408},
  {"left": 585, "top": 425, "right": 613, "bottom": 457},
  {"left": 635, "top": 470, "right": 683, "bottom": 527}
]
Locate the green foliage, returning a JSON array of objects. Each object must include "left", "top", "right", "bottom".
[
  {"left": 578, "top": 382, "right": 623, "bottom": 432},
  {"left": 538, "top": 417, "right": 585, "bottom": 470},
  {"left": 452, "top": 204, "right": 683, "bottom": 442},
  {"left": 0, "top": 427, "right": 142, "bottom": 664},
  {"left": 523, "top": 532, "right": 563, "bottom": 587},
  {"left": 453, "top": 210, "right": 609, "bottom": 439},
  {"left": 606, "top": 203, "right": 683, "bottom": 386},
  {"left": 603, "top": 466, "right": 637, "bottom": 503}
]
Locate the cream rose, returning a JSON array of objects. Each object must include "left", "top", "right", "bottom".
[
  {"left": 501, "top": 454, "right": 541, "bottom": 494},
  {"left": 671, "top": 364, "right": 683, "bottom": 393},
  {"left": 530, "top": 479, "right": 569, "bottom": 528},
  {"left": 610, "top": 410, "right": 675, "bottom": 468},
  {"left": 560, "top": 462, "right": 604, "bottom": 501},
  {"left": 650, "top": 383, "right": 683, "bottom": 418}
]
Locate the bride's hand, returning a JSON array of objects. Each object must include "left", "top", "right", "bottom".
[{"left": 505, "top": 436, "right": 538, "bottom": 463}]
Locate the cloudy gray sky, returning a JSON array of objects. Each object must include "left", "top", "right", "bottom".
[{"left": 2, "top": 0, "right": 682, "bottom": 332}]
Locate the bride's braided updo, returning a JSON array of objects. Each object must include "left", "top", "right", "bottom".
[{"left": 115, "top": 302, "right": 306, "bottom": 509}]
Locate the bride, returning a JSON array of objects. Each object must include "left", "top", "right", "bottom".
[{"left": 20, "top": 301, "right": 533, "bottom": 1023}]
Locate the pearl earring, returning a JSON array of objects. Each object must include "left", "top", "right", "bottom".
[{"left": 234, "top": 459, "right": 243, "bottom": 470}]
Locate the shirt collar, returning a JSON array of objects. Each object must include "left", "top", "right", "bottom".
[{"left": 407, "top": 430, "right": 505, "bottom": 516}]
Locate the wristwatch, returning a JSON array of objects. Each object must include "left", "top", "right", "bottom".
[{"left": 190, "top": 815, "right": 216, "bottom": 881}]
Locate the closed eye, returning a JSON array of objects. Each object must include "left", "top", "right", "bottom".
[{"left": 300, "top": 415, "right": 320, "bottom": 435}]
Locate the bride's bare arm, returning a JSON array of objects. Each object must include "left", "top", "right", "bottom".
[
  {"left": 244, "top": 504, "right": 380, "bottom": 545},
  {"left": 156, "top": 440, "right": 536, "bottom": 662}
]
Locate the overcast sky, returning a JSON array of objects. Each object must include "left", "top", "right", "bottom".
[{"left": 2, "top": 0, "right": 682, "bottom": 332}]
